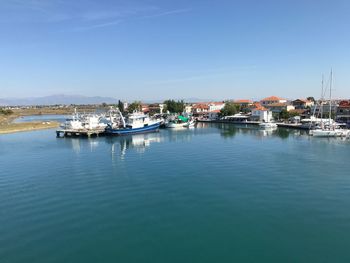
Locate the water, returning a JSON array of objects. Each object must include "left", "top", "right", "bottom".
[
  {"left": 1, "top": 123, "right": 350, "bottom": 262},
  {"left": 13, "top": 114, "right": 68, "bottom": 123}
]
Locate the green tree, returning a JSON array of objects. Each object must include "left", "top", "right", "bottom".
[
  {"left": 219, "top": 101, "right": 239, "bottom": 117},
  {"left": 163, "top": 100, "right": 185, "bottom": 114},
  {"left": 128, "top": 101, "right": 142, "bottom": 113},
  {"left": 118, "top": 100, "right": 124, "bottom": 112}
]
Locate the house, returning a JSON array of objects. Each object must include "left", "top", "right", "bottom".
[
  {"left": 267, "top": 103, "right": 295, "bottom": 113},
  {"left": 141, "top": 104, "right": 150, "bottom": 113},
  {"left": 292, "top": 99, "right": 314, "bottom": 109},
  {"left": 336, "top": 100, "right": 350, "bottom": 127},
  {"left": 192, "top": 103, "right": 209, "bottom": 113},
  {"left": 208, "top": 102, "right": 225, "bottom": 112},
  {"left": 260, "top": 96, "right": 287, "bottom": 106},
  {"left": 310, "top": 101, "right": 338, "bottom": 116},
  {"left": 250, "top": 103, "right": 273, "bottom": 122},
  {"left": 233, "top": 99, "right": 253, "bottom": 110},
  {"left": 184, "top": 105, "right": 193, "bottom": 114}
]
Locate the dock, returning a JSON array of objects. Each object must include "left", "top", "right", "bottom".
[
  {"left": 56, "top": 128, "right": 106, "bottom": 138},
  {"left": 197, "top": 120, "right": 260, "bottom": 125},
  {"left": 276, "top": 123, "right": 310, "bottom": 130}
]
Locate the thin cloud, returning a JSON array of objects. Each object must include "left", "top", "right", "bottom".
[
  {"left": 142, "top": 8, "right": 191, "bottom": 19},
  {"left": 72, "top": 19, "right": 122, "bottom": 31}
]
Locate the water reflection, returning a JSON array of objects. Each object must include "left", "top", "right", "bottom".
[
  {"left": 106, "top": 133, "right": 163, "bottom": 159},
  {"left": 200, "top": 122, "right": 308, "bottom": 139}
]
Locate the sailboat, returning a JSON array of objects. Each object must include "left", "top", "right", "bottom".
[{"left": 310, "top": 70, "right": 350, "bottom": 137}]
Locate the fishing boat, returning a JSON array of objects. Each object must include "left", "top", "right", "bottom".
[
  {"left": 310, "top": 70, "right": 350, "bottom": 138},
  {"left": 105, "top": 111, "right": 161, "bottom": 135},
  {"left": 166, "top": 115, "right": 194, "bottom": 129}
]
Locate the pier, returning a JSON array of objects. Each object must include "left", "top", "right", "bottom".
[{"left": 56, "top": 128, "right": 106, "bottom": 138}]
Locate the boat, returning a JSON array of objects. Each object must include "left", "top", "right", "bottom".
[
  {"left": 259, "top": 122, "right": 277, "bottom": 129},
  {"left": 105, "top": 111, "right": 161, "bottom": 135},
  {"left": 166, "top": 115, "right": 195, "bottom": 129},
  {"left": 183, "top": 120, "right": 196, "bottom": 128},
  {"left": 310, "top": 70, "right": 350, "bottom": 138}
]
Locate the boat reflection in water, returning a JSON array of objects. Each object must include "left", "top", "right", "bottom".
[{"left": 107, "top": 132, "right": 164, "bottom": 159}]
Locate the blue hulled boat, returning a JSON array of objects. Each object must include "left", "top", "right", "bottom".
[{"left": 105, "top": 111, "right": 161, "bottom": 136}]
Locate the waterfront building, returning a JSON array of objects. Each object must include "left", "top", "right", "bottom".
[
  {"left": 192, "top": 103, "right": 209, "bottom": 113},
  {"left": 208, "top": 102, "right": 225, "bottom": 112},
  {"left": 250, "top": 103, "right": 273, "bottom": 122},
  {"left": 260, "top": 96, "right": 287, "bottom": 106},
  {"left": 184, "top": 105, "right": 193, "bottom": 114},
  {"left": 292, "top": 99, "right": 314, "bottom": 109},
  {"left": 310, "top": 101, "right": 338, "bottom": 116},
  {"left": 267, "top": 103, "right": 295, "bottom": 113},
  {"left": 336, "top": 100, "right": 350, "bottom": 127}
]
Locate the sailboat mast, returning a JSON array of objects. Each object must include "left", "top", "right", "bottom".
[{"left": 329, "top": 69, "right": 332, "bottom": 121}]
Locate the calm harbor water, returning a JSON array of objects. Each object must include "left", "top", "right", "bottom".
[{"left": 1, "top": 123, "right": 350, "bottom": 262}]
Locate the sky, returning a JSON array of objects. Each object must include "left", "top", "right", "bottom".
[{"left": 0, "top": 0, "right": 350, "bottom": 101}]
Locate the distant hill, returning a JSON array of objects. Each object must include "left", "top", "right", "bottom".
[{"left": 0, "top": 95, "right": 118, "bottom": 106}]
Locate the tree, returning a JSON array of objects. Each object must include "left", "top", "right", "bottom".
[
  {"left": 128, "top": 101, "right": 142, "bottom": 113},
  {"left": 118, "top": 100, "right": 124, "bottom": 112},
  {"left": 219, "top": 101, "right": 239, "bottom": 117},
  {"left": 307, "top": 97, "right": 315, "bottom": 102},
  {"left": 163, "top": 100, "right": 185, "bottom": 114},
  {"left": 101, "top": 102, "right": 108, "bottom": 107}
]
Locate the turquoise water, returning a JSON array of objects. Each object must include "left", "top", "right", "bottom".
[{"left": 1, "top": 123, "right": 350, "bottom": 262}]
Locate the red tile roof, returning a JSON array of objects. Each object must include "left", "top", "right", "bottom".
[
  {"left": 252, "top": 102, "right": 268, "bottom": 111},
  {"left": 261, "top": 96, "right": 286, "bottom": 101},
  {"left": 234, "top": 99, "right": 253, "bottom": 104}
]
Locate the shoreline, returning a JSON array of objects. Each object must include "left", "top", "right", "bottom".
[{"left": 0, "top": 121, "right": 60, "bottom": 134}]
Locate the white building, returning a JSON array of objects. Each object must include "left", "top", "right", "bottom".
[
  {"left": 208, "top": 102, "right": 225, "bottom": 112},
  {"left": 251, "top": 104, "right": 273, "bottom": 122}
]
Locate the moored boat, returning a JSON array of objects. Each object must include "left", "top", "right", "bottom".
[
  {"left": 259, "top": 122, "right": 277, "bottom": 129},
  {"left": 106, "top": 111, "right": 161, "bottom": 135}
]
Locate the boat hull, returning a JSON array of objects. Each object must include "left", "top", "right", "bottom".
[
  {"left": 310, "top": 129, "right": 350, "bottom": 137},
  {"left": 106, "top": 122, "right": 160, "bottom": 135}
]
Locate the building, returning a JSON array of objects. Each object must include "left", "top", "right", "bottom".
[
  {"left": 208, "top": 102, "right": 225, "bottom": 112},
  {"left": 267, "top": 103, "right": 295, "bottom": 113},
  {"left": 310, "top": 101, "right": 338, "bottom": 116},
  {"left": 250, "top": 103, "right": 273, "bottom": 122},
  {"left": 233, "top": 99, "right": 253, "bottom": 107},
  {"left": 260, "top": 96, "right": 287, "bottom": 106},
  {"left": 192, "top": 103, "right": 209, "bottom": 113},
  {"left": 292, "top": 99, "right": 314, "bottom": 109},
  {"left": 336, "top": 100, "right": 350, "bottom": 127},
  {"left": 184, "top": 105, "right": 193, "bottom": 114}
]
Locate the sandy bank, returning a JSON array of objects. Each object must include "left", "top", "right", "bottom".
[{"left": 0, "top": 121, "right": 60, "bottom": 134}]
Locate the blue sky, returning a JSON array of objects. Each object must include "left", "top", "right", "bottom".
[{"left": 0, "top": 0, "right": 350, "bottom": 101}]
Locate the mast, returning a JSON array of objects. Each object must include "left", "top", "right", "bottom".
[{"left": 329, "top": 69, "right": 333, "bottom": 122}]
